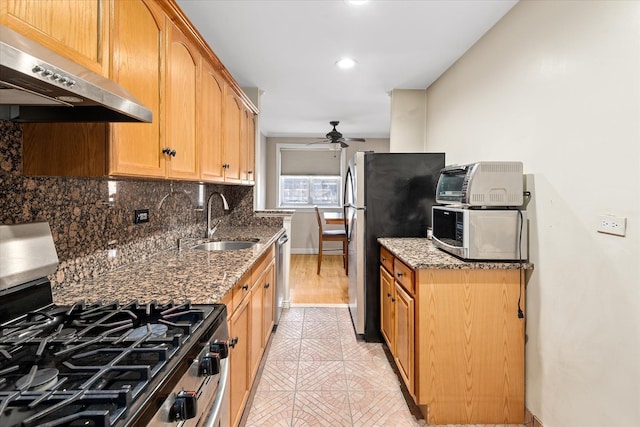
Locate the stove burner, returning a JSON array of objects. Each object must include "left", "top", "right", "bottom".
[
  {"left": 15, "top": 367, "right": 59, "bottom": 391},
  {"left": 126, "top": 323, "right": 169, "bottom": 340}
]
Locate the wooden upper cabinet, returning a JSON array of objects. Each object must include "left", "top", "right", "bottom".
[
  {"left": 108, "top": 0, "right": 165, "bottom": 178},
  {"left": 18, "top": 0, "right": 259, "bottom": 183},
  {"left": 164, "top": 21, "right": 198, "bottom": 180},
  {"left": 198, "top": 61, "right": 225, "bottom": 183},
  {"left": 242, "top": 108, "right": 256, "bottom": 184},
  {"left": 223, "top": 90, "right": 243, "bottom": 183},
  {"left": 1, "top": 0, "right": 109, "bottom": 75}
]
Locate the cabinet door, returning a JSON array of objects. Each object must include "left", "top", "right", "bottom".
[
  {"left": 229, "top": 296, "right": 250, "bottom": 427},
  {"left": 164, "top": 22, "right": 198, "bottom": 180},
  {"left": 222, "top": 89, "right": 243, "bottom": 183},
  {"left": 109, "top": 0, "right": 165, "bottom": 178},
  {"left": 199, "top": 61, "right": 225, "bottom": 182},
  {"left": 243, "top": 109, "right": 256, "bottom": 184},
  {"left": 395, "top": 282, "right": 415, "bottom": 396},
  {"left": 1, "top": 0, "right": 109, "bottom": 75},
  {"left": 262, "top": 263, "right": 275, "bottom": 345},
  {"left": 249, "top": 278, "right": 263, "bottom": 382},
  {"left": 380, "top": 266, "right": 395, "bottom": 351}
]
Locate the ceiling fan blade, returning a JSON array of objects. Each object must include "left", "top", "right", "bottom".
[
  {"left": 343, "top": 137, "right": 366, "bottom": 142},
  {"left": 340, "top": 141, "right": 349, "bottom": 148},
  {"left": 306, "top": 140, "right": 330, "bottom": 146}
]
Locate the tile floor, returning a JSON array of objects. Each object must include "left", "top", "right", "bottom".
[
  {"left": 243, "top": 307, "right": 528, "bottom": 427},
  {"left": 244, "top": 307, "right": 424, "bottom": 427}
]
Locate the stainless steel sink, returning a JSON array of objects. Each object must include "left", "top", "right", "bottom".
[{"left": 192, "top": 240, "right": 258, "bottom": 251}]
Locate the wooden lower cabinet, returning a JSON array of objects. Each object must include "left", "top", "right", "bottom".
[
  {"left": 226, "top": 245, "right": 276, "bottom": 427},
  {"left": 228, "top": 294, "right": 250, "bottom": 427},
  {"left": 394, "top": 282, "right": 414, "bottom": 397},
  {"left": 379, "top": 247, "right": 525, "bottom": 425},
  {"left": 380, "top": 266, "right": 395, "bottom": 351},
  {"left": 261, "top": 263, "right": 275, "bottom": 345}
]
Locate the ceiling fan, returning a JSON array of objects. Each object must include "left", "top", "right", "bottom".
[{"left": 316, "top": 121, "right": 366, "bottom": 148}]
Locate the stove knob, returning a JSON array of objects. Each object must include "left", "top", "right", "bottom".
[
  {"left": 199, "top": 352, "right": 221, "bottom": 376},
  {"left": 170, "top": 390, "right": 198, "bottom": 421},
  {"left": 210, "top": 339, "right": 229, "bottom": 359}
]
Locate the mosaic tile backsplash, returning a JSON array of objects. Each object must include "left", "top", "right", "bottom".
[{"left": 0, "top": 120, "right": 278, "bottom": 288}]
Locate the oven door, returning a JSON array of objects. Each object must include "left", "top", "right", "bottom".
[
  {"left": 149, "top": 309, "right": 230, "bottom": 427},
  {"left": 435, "top": 165, "right": 468, "bottom": 205},
  {"left": 432, "top": 207, "right": 466, "bottom": 258}
]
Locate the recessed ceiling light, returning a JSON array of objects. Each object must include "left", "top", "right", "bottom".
[{"left": 336, "top": 58, "right": 356, "bottom": 69}]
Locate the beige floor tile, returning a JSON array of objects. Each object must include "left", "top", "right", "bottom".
[
  {"left": 344, "top": 360, "right": 401, "bottom": 392},
  {"left": 349, "top": 390, "right": 422, "bottom": 427},
  {"left": 297, "top": 360, "right": 347, "bottom": 391},
  {"left": 280, "top": 307, "right": 305, "bottom": 322},
  {"left": 336, "top": 308, "right": 353, "bottom": 322},
  {"left": 341, "top": 340, "right": 387, "bottom": 362},
  {"left": 292, "top": 390, "right": 352, "bottom": 426},
  {"left": 299, "top": 338, "right": 343, "bottom": 361},
  {"left": 302, "top": 321, "right": 340, "bottom": 339},
  {"left": 304, "top": 307, "right": 338, "bottom": 322},
  {"left": 257, "top": 359, "right": 299, "bottom": 392},
  {"left": 245, "top": 390, "right": 295, "bottom": 427},
  {"left": 268, "top": 338, "right": 302, "bottom": 360},
  {"left": 276, "top": 321, "right": 304, "bottom": 339}
]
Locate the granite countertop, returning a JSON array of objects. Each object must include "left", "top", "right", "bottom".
[
  {"left": 53, "top": 225, "right": 285, "bottom": 306},
  {"left": 378, "top": 237, "right": 534, "bottom": 270}
]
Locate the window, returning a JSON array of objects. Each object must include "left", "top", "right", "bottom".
[{"left": 277, "top": 144, "right": 344, "bottom": 208}]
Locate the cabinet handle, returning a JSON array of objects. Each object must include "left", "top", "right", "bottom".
[
  {"left": 162, "top": 147, "right": 177, "bottom": 157},
  {"left": 382, "top": 257, "right": 386, "bottom": 262},
  {"left": 397, "top": 272, "right": 403, "bottom": 277},
  {"left": 391, "top": 298, "right": 396, "bottom": 302},
  {"left": 248, "top": 170, "right": 253, "bottom": 175},
  {"left": 242, "top": 284, "right": 249, "bottom": 291},
  {"left": 264, "top": 282, "right": 270, "bottom": 289},
  {"left": 387, "top": 292, "right": 391, "bottom": 297},
  {"left": 229, "top": 337, "right": 238, "bottom": 348}
]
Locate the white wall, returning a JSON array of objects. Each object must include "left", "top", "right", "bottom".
[
  {"left": 425, "top": 2, "right": 639, "bottom": 426},
  {"left": 390, "top": 89, "right": 427, "bottom": 152},
  {"left": 265, "top": 137, "right": 390, "bottom": 253}
]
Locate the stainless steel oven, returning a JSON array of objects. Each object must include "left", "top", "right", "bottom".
[{"left": 0, "top": 222, "right": 230, "bottom": 427}]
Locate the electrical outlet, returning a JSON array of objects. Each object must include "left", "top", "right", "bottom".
[
  {"left": 597, "top": 214, "right": 626, "bottom": 236},
  {"left": 134, "top": 209, "right": 150, "bottom": 224}
]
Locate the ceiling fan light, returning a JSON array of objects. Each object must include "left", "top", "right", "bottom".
[{"left": 336, "top": 58, "right": 356, "bottom": 69}]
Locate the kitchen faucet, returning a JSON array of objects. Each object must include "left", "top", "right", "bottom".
[{"left": 207, "top": 192, "right": 230, "bottom": 239}]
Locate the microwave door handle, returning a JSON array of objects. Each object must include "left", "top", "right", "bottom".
[{"left": 442, "top": 166, "right": 467, "bottom": 174}]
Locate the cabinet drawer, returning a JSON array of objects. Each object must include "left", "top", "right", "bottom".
[
  {"left": 380, "top": 246, "right": 394, "bottom": 273},
  {"left": 393, "top": 258, "right": 415, "bottom": 294},
  {"left": 251, "top": 244, "right": 275, "bottom": 284},
  {"left": 232, "top": 271, "right": 252, "bottom": 312}
]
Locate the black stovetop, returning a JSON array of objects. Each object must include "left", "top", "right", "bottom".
[{"left": 0, "top": 290, "right": 224, "bottom": 427}]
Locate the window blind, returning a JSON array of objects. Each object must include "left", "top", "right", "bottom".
[{"left": 280, "top": 148, "right": 341, "bottom": 176}]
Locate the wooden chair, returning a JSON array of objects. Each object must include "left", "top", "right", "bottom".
[{"left": 314, "top": 206, "right": 348, "bottom": 275}]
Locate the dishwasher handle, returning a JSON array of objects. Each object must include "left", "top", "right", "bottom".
[{"left": 277, "top": 234, "right": 289, "bottom": 245}]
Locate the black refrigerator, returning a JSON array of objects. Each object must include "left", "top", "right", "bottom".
[{"left": 344, "top": 151, "right": 445, "bottom": 342}]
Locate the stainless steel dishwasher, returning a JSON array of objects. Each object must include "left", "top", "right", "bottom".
[{"left": 275, "top": 232, "right": 288, "bottom": 325}]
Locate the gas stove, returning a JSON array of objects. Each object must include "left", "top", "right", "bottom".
[{"left": 0, "top": 223, "right": 230, "bottom": 427}]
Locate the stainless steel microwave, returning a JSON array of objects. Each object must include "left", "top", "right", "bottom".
[
  {"left": 435, "top": 161, "right": 523, "bottom": 207},
  {"left": 432, "top": 206, "right": 528, "bottom": 261}
]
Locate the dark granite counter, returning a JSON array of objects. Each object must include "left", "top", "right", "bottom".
[
  {"left": 378, "top": 237, "right": 534, "bottom": 270},
  {"left": 53, "top": 225, "right": 285, "bottom": 305}
]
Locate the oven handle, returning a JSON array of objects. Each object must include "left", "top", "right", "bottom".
[{"left": 202, "top": 357, "right": 229, "bottom": 427}]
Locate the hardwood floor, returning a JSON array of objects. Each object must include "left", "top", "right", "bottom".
[{"left": 289, "top": 254, "right": 349, "bottom": 305}]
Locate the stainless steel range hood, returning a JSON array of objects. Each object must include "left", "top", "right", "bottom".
[{"left": 0, "top": 25, "right": 152, "bottom": 123}]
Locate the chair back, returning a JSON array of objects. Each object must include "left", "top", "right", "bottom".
[{"left": 314, "top": 206, "right": 324, "bottom": 232}]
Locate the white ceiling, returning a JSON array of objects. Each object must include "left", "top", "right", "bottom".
[{"left": 177, "top": 0, "right": 517, "bottom": 140}]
